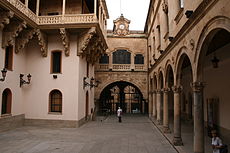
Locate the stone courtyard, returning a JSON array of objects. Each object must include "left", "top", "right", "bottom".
[{"left": 0, "top": 115, "right": 177, "bottom": 153}]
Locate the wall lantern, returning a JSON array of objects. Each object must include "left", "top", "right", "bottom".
[
  {"left": 211, "top": 55, "right": 220, "bottom": 68},
  {"left": 185, "top": 10, "right": 193, "bottom": 18},
  {"left": 0, "top": 68, "right": 7, "bottom": 82},
  {"left": 20, "top": 73, "right": 32, "bottom": 87},
  {"left": 83, "top": 77, "right": 100, "bottom": 89}
]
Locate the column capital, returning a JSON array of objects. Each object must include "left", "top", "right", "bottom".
[
  {"left": 172, "top": 85, "right": 183, "bottom": 93},
  {"left": 191, "top": 82, "right": 205, "bottom": 92},
  {"left": 163, "top": 87, "right": 170, "bottom": 93},
  {"left": 156, "top": 89, "right": 162, "bottom": 94}
]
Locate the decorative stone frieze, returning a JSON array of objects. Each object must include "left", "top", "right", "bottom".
[
  {"left": 36, "top": 29, "right": 48, "bottom": 57},
  {"left": 59, "top": 28, "right": 70, "bottom": 56},
  {"left": 0, "top": 11, "right": 14, "bottom": 30},
  {"left": 78, "top": 27, "right": 107, "bottom": 64},
  {"left": 15, "top": 29, "right": 36, "bottom": 53},
  {"left": 2, "top": 20, "right": 27, "bottom": 48}
]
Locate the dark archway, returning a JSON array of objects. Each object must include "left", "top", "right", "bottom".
[
  {"left": 1, "top": 88, "right": 12, "bottom": 115},
  {"left": 99, "top": 81, "right": 146, "bottom": 115},
  {"left": 197, "top": 28, "right": 230, "bottom": 144}
]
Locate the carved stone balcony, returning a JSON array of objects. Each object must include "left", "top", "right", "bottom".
[
  {"left": 38, "top": 14, "right": 97, "bottom": 26},
  {"left": 96, "top": 64, "right": 146, "bottom": 72}
]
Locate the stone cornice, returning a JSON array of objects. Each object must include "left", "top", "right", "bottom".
[
  {"left": 149, "top": 0, "right": 218, "bottom": 73},
  {"left": 59, "top": 28, "right": 70, "bottom": 56}
]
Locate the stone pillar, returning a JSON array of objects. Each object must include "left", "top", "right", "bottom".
[
  {"left": 163, "top": 88, "right": 170, "bottom": 133},
  {"left": 172, "top": 85, "right": 183, "bottom": 146},
  {"left": 94, "top": 0, "right": 97, "bottom": 15},
  {"left": 149, "top": 91, "right": 153, "bottom": 117},
  {"left": 192, "top": 82, "right": 205, "bottom": 153},
  {"left": 25, "top": 0, "right": 29, "bottom": 7},
  {"left": 131, "top": 52, "right": 135, "bottom": 70},
  {"left": 156, "top": 89, "right": 162, "bottom": 124},
  {"left": 62, "top": 0, "right": 66, "bottom": 16},
  {"left": 36, "top": 0, "right": 40, "bottom": 16},
  {"left": 152, "top": 90, "right": 157, "bottom": 118},
  {"left": 109, "top": 52, "right": 112, "bottom": 70}
]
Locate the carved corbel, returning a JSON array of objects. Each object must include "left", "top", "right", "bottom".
[
  {"left": 0, "top": 11, "right": 14, "bottom": 30},
  {"left": 15, "top": 29, "right": 36, "bottom": 53},
  {"left": 78, "top": 27, "right": 97, "bottom": 56},
  {"left": 162, "top": 0, "right": 168, "bottom": 14},
  {"left": 59, "top": 28, "right": 70, "bottom": 56},
  {"left": 36, "top": 29, "right": 48, "bottom": 57},
  {"left": 2, "top": 21, "right": 27, "bottom": 48}
]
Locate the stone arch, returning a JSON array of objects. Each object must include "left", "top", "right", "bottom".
[
  {"left": 195, "top": 16, "right": 230, "bottom": 81},
  {"left": 175, "top": 47, "right": 194, "bottom": 85},
  {"left": 165, "top": 63, "right": 174, "bottom": 88},
  {"left": 96, "top": 78, "right": 146, "bottom": 100},
  {"left": 158, "top": 70, "right": 164, "bottom": 90},
  {"left": 1, "top": 88, "right": 12, "bottom": 115},
  {"left": 153, "top": 72, "right": 158, "bottom": 90}
]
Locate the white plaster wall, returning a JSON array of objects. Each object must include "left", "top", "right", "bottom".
[
  {"left": 24, "top": 34, "right": 79, "bottom": 120},
  {"left": 77, "top": 58, "right": 95, "bottom": 120},
  {"left": 0, "top": 30, "right": 26, "bottom": 116}
]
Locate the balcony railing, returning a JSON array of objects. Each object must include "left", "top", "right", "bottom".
[
  {"left": 2, "top": 0, "right": 101, "bottom": 27},
  {"left": 38, "top": 14, "right": 97, "bottom": 25},
  {"left": 96, "top": 64, "right": 146, "bottom": 71}
]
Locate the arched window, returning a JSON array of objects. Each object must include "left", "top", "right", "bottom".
[
  {"left": 134, "top": 54, "right": 144, "bottom": 64},
  {"left": 1, "top": 88, "right": 12, "bottom": 115},
  {"left": 113, "top": 50, "right": 131, "bottom": 64},
  {"left": 5, "top": 45, "right": 13, "bottom": 70},
  {"left": 99, "top": 54, "right": 109, "bottom": 64},
  {"left": 51, "top": 51, "right": 62, "bottom": 73},
  {"left": 49, "top": 90, "right": 62, "bottom": 113}
]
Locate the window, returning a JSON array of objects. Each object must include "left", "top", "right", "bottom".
[
  {"left": 113, "top": 50, "right": 131, "bottom": 64},
  {"left": 49, "top": 90, "right": 62, "bottom": 113},
  {"left": 99, "top": 54, "right": 109, "bottom": 64},
  {"left": 134, "top": 54, "right": 144, "bottom": 64},
  {"left": 51, "top": 51, "right": 62, "bottom": 73},
  {"left": 1, "top": 88, "right": 12, "bottom": 115},
  {"left": 5, "top": 45, "right": 13, "bottom": 70}
]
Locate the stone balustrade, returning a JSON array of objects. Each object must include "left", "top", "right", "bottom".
[
  {"left": 2, "top": 0, "right": 101, "bottom": 26},
  {"left": 96, "top": 64, "right": 146, "bottom": 71}
]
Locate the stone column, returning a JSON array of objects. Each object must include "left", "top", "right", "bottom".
[
  {"left": 109, "top": 52, "right": 112, "bottom": 70},
  {"left": 172, "top": 85, "right": 183, "bottom": 146},
  {"left": 192, "top": 82, "right": 205, "bottom": 153},
  {"left": 162, "top": 0, "right": 169, "bottom": 40},
  {"left": 163, "top": 88, "right": 170, "bottom": 133},
  {"left": 149, "top": 91, "right": 153, "bottom": 117},
  {"left": 156, "top": 89, "right": 162, "bottom": 124},
  {"left": 152, "top": 90, "right": 157, "bottom": 118},
  {"left": 94, "top": 0, "right": 97, "bottom": 15},
  {"left": 25, "top": 0, "right": 29, "bottom": 7},
  {"left": 36, "top": 0, "right": 40, "bottom": 16},
  {"left": 62, "top": 0, "right": 66, "bottom": 16}
]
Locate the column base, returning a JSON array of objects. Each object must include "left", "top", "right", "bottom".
[
  {"left": 163, "top": 126, "right": 171, "bottom": 133},
  {"left": 157, "top": 120, "right": 162, "bottom": 125},
  {"left": 173, "top": 137, "right": 183, "bottom": 146}
]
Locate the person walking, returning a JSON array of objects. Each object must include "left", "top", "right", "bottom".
[
  {"left": 211, "top": 130, "right": 223, "bottom": 153},
  {"left": 117, "top": 107, "right": 122, "bottom": 122}
]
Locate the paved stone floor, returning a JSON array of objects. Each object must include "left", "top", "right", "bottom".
[{"left": 0, "top": 115, "right": 177, "bottom": 153}]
